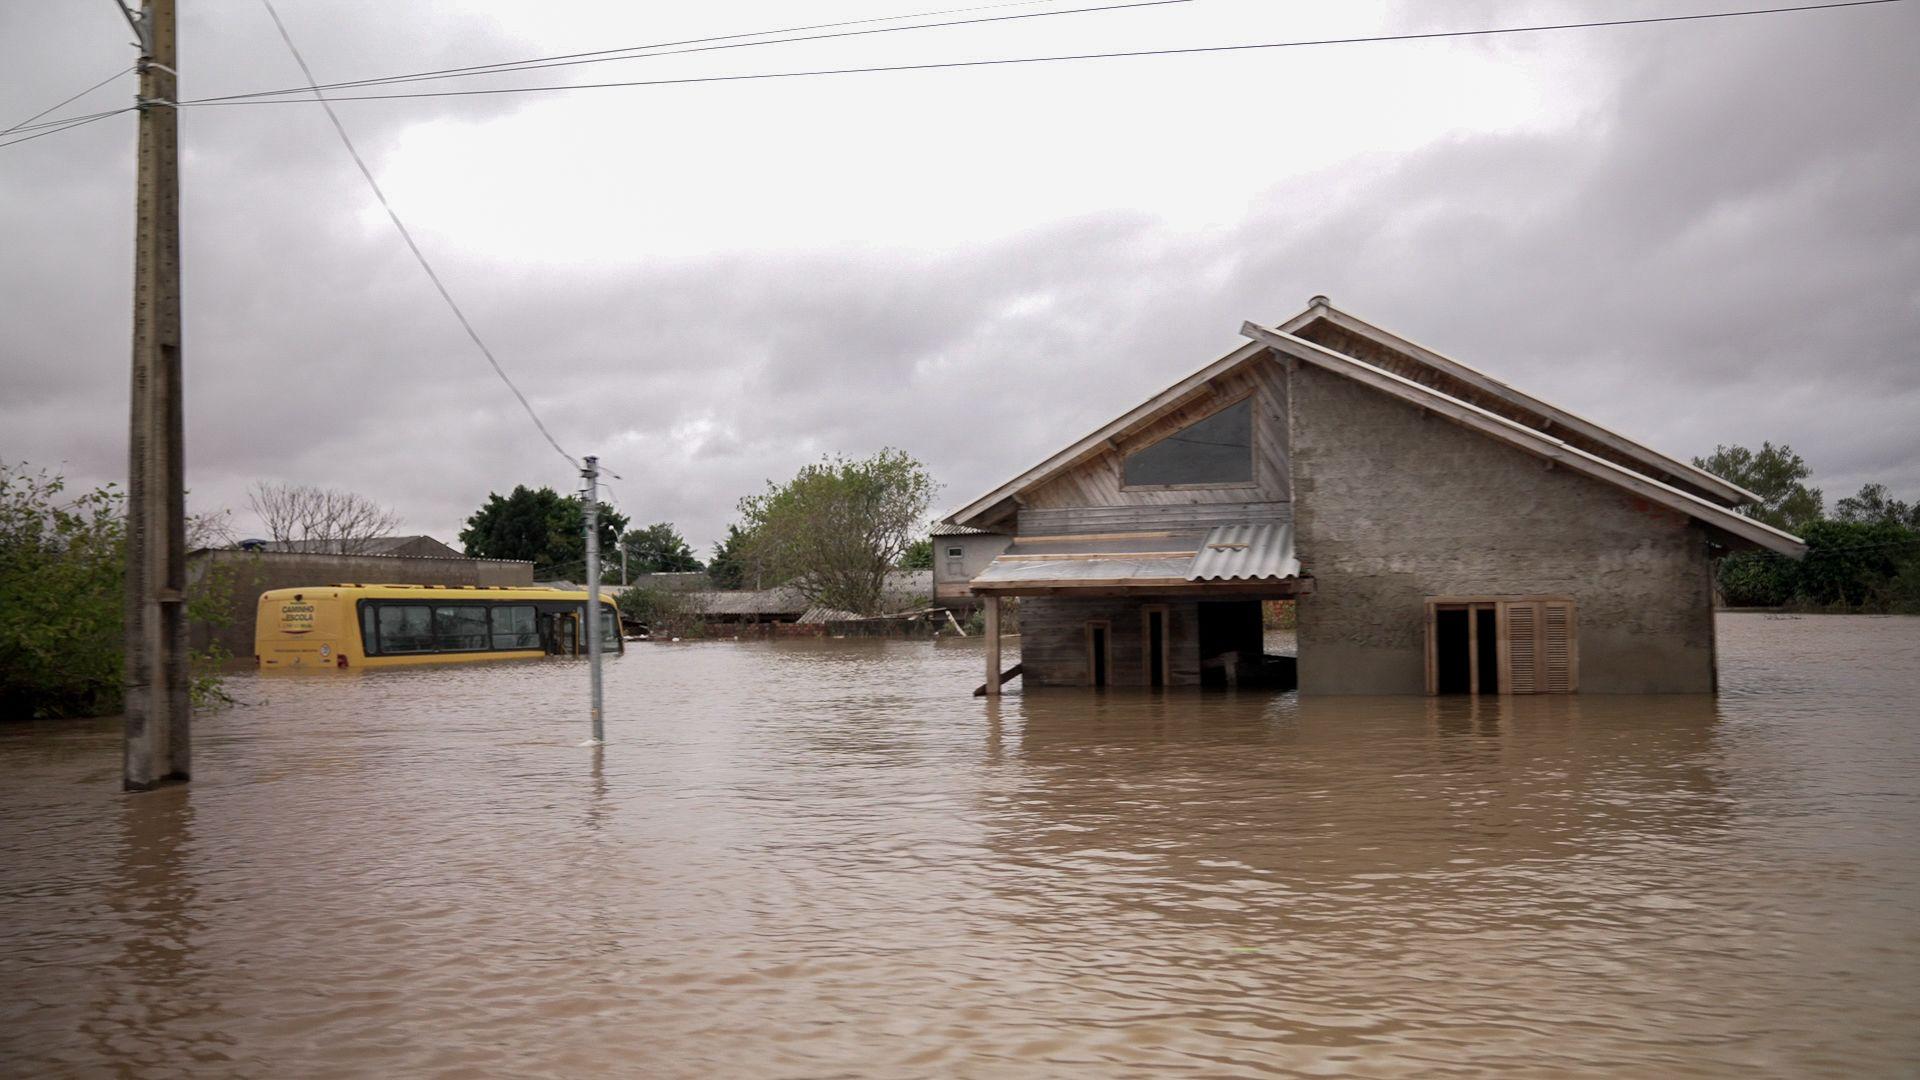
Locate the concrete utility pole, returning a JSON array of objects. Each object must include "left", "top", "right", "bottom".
[
  {"left": 120, "top": 0, "right": 189, "bottom": 791},
  {"left": 582, "top": 456, "right": 605, "bottom": 744}
]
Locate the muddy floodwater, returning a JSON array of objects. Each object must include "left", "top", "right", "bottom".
[{"left": 4, "top": 614, "right": 1919, "bottom": 1077}]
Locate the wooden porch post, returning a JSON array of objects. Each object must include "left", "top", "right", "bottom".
[{"left": 984, "top": 595, "right": 1002, "bottom": 697}]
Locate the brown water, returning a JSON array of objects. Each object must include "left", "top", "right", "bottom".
[{"left": 3, "top": 613, "right": 1918, "bottom": 1077}]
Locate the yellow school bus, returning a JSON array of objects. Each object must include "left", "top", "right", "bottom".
[{"left": 255, "top": 584, "right": 624, "bottom": 670}]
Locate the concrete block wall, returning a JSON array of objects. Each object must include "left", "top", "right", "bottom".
[
  {"left": 1018, "top": 597, "right": 1202, "bottom": 687},
  {"left": 1290, "top": 364, "right": 1716, "bottom": 694}
]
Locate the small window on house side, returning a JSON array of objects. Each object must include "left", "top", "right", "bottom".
[
  {"left": 1122, "top": 398, "right": 1253, "bottom": 487},
  {"left": 946, "top": 547, "right": 964, "bottom": 559}
]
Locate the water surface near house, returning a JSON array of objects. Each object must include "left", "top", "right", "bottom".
[{"left": 3, "top": 614, "right": 1917, "bottom": 1076}]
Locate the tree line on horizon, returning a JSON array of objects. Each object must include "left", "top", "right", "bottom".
[
  {"left": 1694, "top": 442, "right": 1920, "bottom": 611},
  {"left": 457, "top": 448, "right": 939, "bottom": 617}
]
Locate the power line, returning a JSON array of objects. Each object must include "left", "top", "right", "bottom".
[
  {"left": 0, "top": 109, "right": 133, "bottom": 151},
  {"left": 184, "top": 0, "right": 1907, "bottom": 109},
  {"left": 2, "top": 104, "right": 139, "bottom": 137},
  {"left": 188, "top": 0, "right": 1184, "bottom": 105},
  {"left": 257, "top": 0, "right": 577, "bottom": 470},
  {"left": 2, "top": 64, "right": 134, "bottom": 136}
]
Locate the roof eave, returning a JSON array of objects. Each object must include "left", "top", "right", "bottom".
[
  {"left": 1241, "top": 322, "right": 1808, "bottom": 560},
  {"left": 1276, "top": 300, "right": 1763, "bottom": 509},
  {"left": 942, "top": 339, "right": 1271, "bottom": 529}
]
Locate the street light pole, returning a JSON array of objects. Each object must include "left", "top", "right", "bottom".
[{"left": 583, "top": 455, "right": 605, "bottom": 744}]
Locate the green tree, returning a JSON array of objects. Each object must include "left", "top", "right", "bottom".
[
  {"left": 619, "top": 522, "right": 702, "bottom": 573},
  {"left": 737, "top": 449, "right": 938, "bottom": 614},
  {"left": 459, "top": 485, "right": 626, "bottom": 578},
  {"left": 706, "top": 524, "right": 753, "bottom": 590},
  {"left": 1833, "top": 483, "right": 1916, "bottom": 527},
  {"left": 1794, "top": 519, "right": 1918, "bottom": 608},
  {"left": 900, "top": 537, "right": 933, "bottom": 570},
  {"left": 1693, "top": 442, "right": 1823, "bottom": 531}
]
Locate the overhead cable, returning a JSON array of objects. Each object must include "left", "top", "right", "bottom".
[
  {"left": 185, "top": 0, "right": 1908, "bottom": 109},
  {"left": 0, "top": 109, "right": 134, "bottom": 151},
  {"left": 257, "top": 0, "right": 577, "bottom": 469},
  {"left": 187, "top": 0, "right": 1185, "bottom": 105},
  {"left": 2, "top": 64, "right": 134, "bottom": 136}
]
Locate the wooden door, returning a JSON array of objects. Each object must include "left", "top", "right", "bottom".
[{"left": 1498, "top": 599, "right": 1577, "bottom": 694}]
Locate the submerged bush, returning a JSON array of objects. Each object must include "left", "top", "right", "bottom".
[
  {"left": 0, "top": 464, "right": 237, "bottom": 719},
  {"left": 0, "top": 466, "right": 127, "bottom": 718}
]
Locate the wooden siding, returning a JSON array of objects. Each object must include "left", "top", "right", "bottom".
[
  {"left": 1019, "top": 359, "right": 1290, "bottom": 510},
  {"left": 1019, "top": 597, "right": 1202, "bottom": 687},
  {"left": 1016, "top": 502, "right": 1291, "bottom": 537}
]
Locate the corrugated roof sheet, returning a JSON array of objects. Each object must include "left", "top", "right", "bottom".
[
  {"left": 1187, "top": 523, "right": 1298, "bottom": 582},
  {"left": 969, "top": 522, "right": 1298, "bottom": 590},
  {"left": 971, "top": 555, "right": 1193, "bottom": 587},
  {"left": 929, "top": 522, "right": 992, "bottom": 536},
  {"left": 681, "top": 587, "right": 810, "bottom": 616}
]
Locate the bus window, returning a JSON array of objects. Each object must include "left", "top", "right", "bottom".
[
  {"left": 601, "top": 608, "right": 622, "bottom": 651},
  {"left": 378, "top": 605, "right": 433, "bottom": 653},
  {"left": 361, "top": 604, "right": 377, "bottom": 653},
  {"left": 491, "top": 605, "right": 539, "bottom": 650},
  {"left": 434, "top": 606, "right": 489, "bottom": 651}
]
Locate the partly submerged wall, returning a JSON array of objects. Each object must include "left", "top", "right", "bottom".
[{"left": 1288, "top": 362, "right": 1716, "bottom": 694}]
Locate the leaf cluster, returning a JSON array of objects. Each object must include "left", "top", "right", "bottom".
[
  {"left": 459, "top": 485, "right": 627, "bottom": 577},
  {"left": 735, "top": 449, "right": 937, "bottom": 615},
  {"left": 618, "top": 522, "right": 702, "bottom": 574},
  {"left": 0, "top": 465, "right": 127, "bottom": 718}
]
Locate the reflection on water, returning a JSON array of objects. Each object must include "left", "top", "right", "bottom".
[{"left": 3, "top": 615, "right": 1918, "bottom": 1076}]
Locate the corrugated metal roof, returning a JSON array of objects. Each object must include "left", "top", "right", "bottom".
[
  {"left": 971, "top": 555, "right": 1193, "bottom": 587},
  {"left": 1187, "top": 523, "right": 1298, "bottom": 582},
  {"left": 682, "top": 587, "right": 810, "bottom": 616},
  {"left": 969, "top": 522, "right": 1298, "bottom": 590},
  {"left": 929, "top": 522, "right": 992, "bottom": 536}
]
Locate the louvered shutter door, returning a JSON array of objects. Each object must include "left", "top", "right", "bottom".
[
  {"left": 1504, "top": 601, "right": 1539, "bottom": 694},
  {"left": 1542, "top": 601, "right": 1575, "bottom": 693}
]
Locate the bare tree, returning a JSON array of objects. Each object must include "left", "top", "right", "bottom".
[
  {"left": 187, "top": 507, "right": 236, "bottom": 550},
  {"left": 246, "top": 482, "right": 401, "bottom": 554}
]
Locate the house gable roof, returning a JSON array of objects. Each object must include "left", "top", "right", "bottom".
[
  {"left": 946, "top": 339, "right": 1269, "bottom": 528},
  {"left": 1239, "top": 322, "right": 1806, "bottom": 558},
  {"left": 1277, "top": 298, "right": 1759, "bottom": 508}
]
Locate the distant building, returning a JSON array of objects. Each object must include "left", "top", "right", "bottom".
[
  {"left": 943, "top": 296, "right": 1806, "bottom": 696},
  {"left": 678, "top": 571, "right": 934, "bottom": 624},
  {"left": 930, "top": 523, "right": 1011, "bottom": 612},
  {"left": 245, "top": 535, "right": 464, "bottom": 559}
]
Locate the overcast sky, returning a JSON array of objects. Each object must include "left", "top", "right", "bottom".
[{"left": 3, "top": 0, "right": 1915, "bottom": 554}]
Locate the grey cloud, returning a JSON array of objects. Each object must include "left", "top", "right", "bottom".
[{"left": 4, "top": 2, "right": 1915, "bottom": 554}]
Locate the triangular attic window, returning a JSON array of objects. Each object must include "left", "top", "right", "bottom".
[{"left": 1122, "top": 398, "right": 1253, "bottom": 487}]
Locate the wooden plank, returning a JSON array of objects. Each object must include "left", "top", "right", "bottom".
[
  {"left": 984, "top": 596, "right": 1001, "bottom": 698},
  {"left": 1018, "top": 502, "right": 1291, "bottom": 536},
  {"left": 1423, "top": 599, "right": 1437, "bottom": 696},
  {"left": 973, "top": 662, "right": 1022, "bottom": 696},
  {"left": 1019, "top": 361, "right": 1292, "bottom": 511},
  {"left": 1505, "top": 601, "right": 1538, "bottom": 694}
]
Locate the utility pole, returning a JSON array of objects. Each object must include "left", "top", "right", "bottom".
[
  {"left": 119, "top": 0, "right": 189, "bottom": 791},
  {"left": 582, "top": 456, "right": 605, "bottom": 744}
]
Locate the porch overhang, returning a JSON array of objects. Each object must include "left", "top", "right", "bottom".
[{"left": 969, "top": 522, "right": 1307, "bottom": 598}]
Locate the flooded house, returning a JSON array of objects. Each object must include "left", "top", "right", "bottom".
[
  {"left": 930, "top": 522, "right": 1012, "bottom": 613},
  {"left": 941, "top": 296, "right": 1807, "bottom": 696}
]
